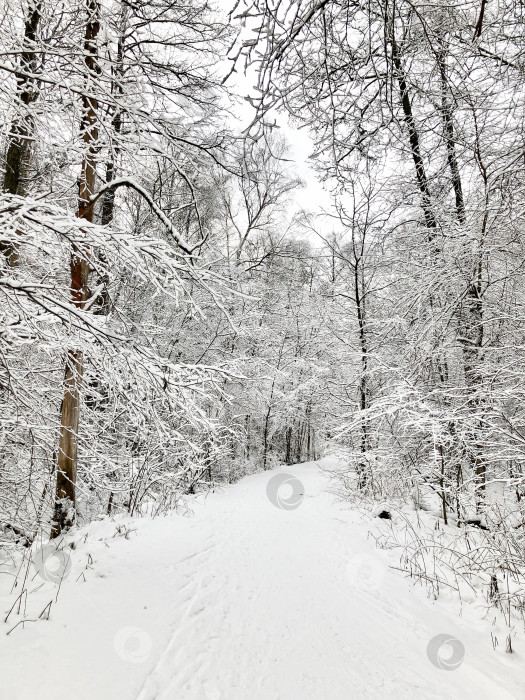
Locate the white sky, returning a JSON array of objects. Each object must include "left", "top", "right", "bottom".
[
  {"left": 214, "top": 0, "right": 332, "bottom": 214},
  {"left": 230, "top": 73, "right": 332, "bottom": 213}
]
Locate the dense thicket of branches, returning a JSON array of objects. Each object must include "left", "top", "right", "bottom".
[
  {"left": 2, "top": 0, "right": 525, "bottom": 623},
  {"left": 0, "top": 0, "right": 328, "bottom": 543},
  {"left": 229, "top": 0, "right": 525, "bottom": 616},
  {"left": 234, "top": 0, "right": 525, "bottom": 518}
]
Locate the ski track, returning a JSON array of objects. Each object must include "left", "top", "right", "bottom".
[{"left": 2, "top": 458, "right": 524, "bottom": 700}]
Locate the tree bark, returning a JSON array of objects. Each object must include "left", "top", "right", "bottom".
[
  {"left": 354, "top": 247, "right": 370, "bottom": 488},
  {"left": 1, "top": 1, "right": 42, "bottom": 266},
  {"left": 438, "top": 46, "right": 485, "bottom": 507},
  {"left": 390, "top": 36, "right": 437, "bottom": 234},
  {"left": 51, "top": 0, "right": 100, "bottom": 537}
]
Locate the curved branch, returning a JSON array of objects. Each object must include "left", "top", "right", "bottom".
[{"left": 89, "top": 178, "right": 202, "bottom": 255}]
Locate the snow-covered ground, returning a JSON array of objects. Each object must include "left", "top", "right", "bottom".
[{"left": 1, "top": 458, "right": 523, "bottom": 699}]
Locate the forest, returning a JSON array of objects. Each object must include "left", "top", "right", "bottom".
[{"left": 1, "top": 0, "right": 525, "bottom": 697}]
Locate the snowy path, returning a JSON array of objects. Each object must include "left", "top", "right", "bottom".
[{"left": 3, "top": 459, "right": 523, "bottom": 699}]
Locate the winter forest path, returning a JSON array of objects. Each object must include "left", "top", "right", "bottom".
[{"left": 3, "top": 459, "right": 523, "bottom": 699}]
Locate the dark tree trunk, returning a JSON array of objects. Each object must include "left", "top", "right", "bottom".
[
  {"left": 285, "top": 424, "right": 293, "bottom": 465},
  {"left": 355, "top": 252, "right": 370, "bottom": 489},
  {"left": 390, "top": 35, "right": 437, "bottom": 235},
  {"left": 1, "top": 1, "right": 42, "bottom": 266}
]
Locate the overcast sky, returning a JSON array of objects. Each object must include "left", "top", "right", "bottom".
[{"left": 215, "top": 2, "right": 333, "bottom": 215}]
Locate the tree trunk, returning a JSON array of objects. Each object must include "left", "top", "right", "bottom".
[
  {"left": 390, "top": 35, "right": 437, "bottom": 234},
  {"left": 51, "top": 0, "right": 100, "bottom": 538},
  {"left": 306, "top": 422, "right": 311, "bottom": 461},
  {"left": 1, "top": 1, "right": 42, "bottom": 266},
  {"left": 438, "top": 46, "right": 485, "bottom": 507},
  {"left": 262, "top": 407, "right": 271, "bottom": 470},
  {"left": 355, "top": 250, "right": 370, "bottom": 489},
  {"left": 438, "top": 50, "right": 465, "bottom": 225},
  {"left": 245, "top": 415, "right": 251, "bottom": 459},
  {"left": 99, "top": 5, "right": 125, "bottom": 229},
  {"left": 285, "top": 424, "right": 293, "bottom": 464}
]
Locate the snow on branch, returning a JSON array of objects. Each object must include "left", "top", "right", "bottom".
[{"left": 88, "top": 178, "right": 201, "bottom": 256}]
